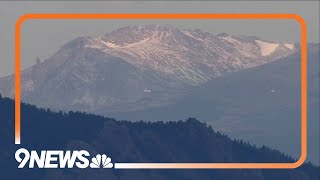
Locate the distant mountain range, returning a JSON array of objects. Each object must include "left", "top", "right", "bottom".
[
  {"left": 0, "top": 25, "right": 318, "bottom": 164},
  {"left": 0, "top": 96, "right": 317, "bottom": 180},
  {"left": 0, "top": 25, "right": 297, "bottom": 113}
]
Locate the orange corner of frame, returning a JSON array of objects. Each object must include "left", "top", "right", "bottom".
[{"left": 13, "top": 14, "right": 308, "bottom": 169}]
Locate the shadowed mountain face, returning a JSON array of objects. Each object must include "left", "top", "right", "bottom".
[
  {"left": 0, "top": 97, "right": 318, "bottom": 180},
  {"left": 108, "top": 45, "right": 320, "bottom": 164},
  {"left": 0, "top": 25, "right": 297, "bottom": 113}
]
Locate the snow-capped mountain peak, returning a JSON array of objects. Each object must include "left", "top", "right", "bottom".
[{"left": 0, "top": 24, "right": 298, "bottom": 113}]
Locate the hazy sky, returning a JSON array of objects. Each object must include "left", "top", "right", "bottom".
[{"left": 0, "top": 1, "right": 319, "bottom": 77}]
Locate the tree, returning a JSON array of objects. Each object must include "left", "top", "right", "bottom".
[{"left": 36, "top": 56, "right": 41, "bottom": 65}]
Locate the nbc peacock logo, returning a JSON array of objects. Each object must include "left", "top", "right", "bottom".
[{"left": 90, "top": 154, "right": 113, "bottom": 168}]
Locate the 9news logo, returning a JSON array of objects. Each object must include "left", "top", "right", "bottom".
[{"left": 15, "top": 148, "right": 113, "bottom": 169}]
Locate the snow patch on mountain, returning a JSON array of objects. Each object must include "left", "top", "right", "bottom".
[
  {"left": 123, "top": 37, "right": 151, "bottom": 48},
  {"left": 103, "top": 40, "right": 120, "bottom": 48},
  {"left": 284, "top": 43, "right": 295, "bottom": 50},
  {"left": 255, "top": 40, "right": 280, "bottom": 56},
  {"left": 181, "top": 30, "right": 196, "bottom": 39},
  {"left": 220, "top": 36, "right": 241, "bottom": 45}
]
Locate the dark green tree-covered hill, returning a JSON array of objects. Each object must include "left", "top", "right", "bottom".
[{"left": 0, "top": 96, "right": 317, "bottom": 180}]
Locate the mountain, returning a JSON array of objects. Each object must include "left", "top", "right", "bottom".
[
  {"left": 0, "top": 25, "right": 297, "bottom": 113},
  {"left": 0, "top": 96, "right": 318, "bottom": 180},
  {"left": 108, "top": 44, "right": 320, "bottom": 164}
]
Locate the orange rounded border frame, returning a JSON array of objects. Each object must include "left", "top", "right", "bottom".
[{"left": 14, "top": 14, "right": 307, "bottom": 169}]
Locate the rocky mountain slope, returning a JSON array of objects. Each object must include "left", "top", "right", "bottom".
[{"left": 0, "top": 25, "right": 297, "bottom": 113}]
